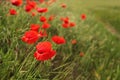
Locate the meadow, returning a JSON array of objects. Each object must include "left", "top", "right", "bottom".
[{"left": 0, "top": 0, "right": 120, "bottom": 80}]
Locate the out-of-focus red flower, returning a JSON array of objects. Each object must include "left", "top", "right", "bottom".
[
  {"left": 81, "top": 14, "right": 86, "bottom": 20},
  {"left": 30, "top": 24, "right": 40, "bottom": 32},
  {"left": 48, "top": 15, "right": 55, "bottom": 21},
  {"left": 39, "top": 0, "right": 44, "bottom": 4},
  {"left": 11, "top": 0, "right": 22, "bottom": 6},
  {"left": 80, "top": 52, "right": 84, "bottom": 57},
  {"left": 34, "top": 49, "right": 56, "bottom": 61},
  {"left": 25, "top": 1, "right": 36, "bottom": 12},
  {"left": 69, "top": 22, "right": 76, "bottom": 27},
  {"left": 40, "top": 16, "right": 47, "bottom": 22},
  {"left": 26, "top": 0, "right": 29, "bottom": 3},
  {"left": 27, "top": 1, "right": 36, "bottom": 9},
  {"left": 61, "top": 17, "right": 69, "bottom": 24},
  {"left": 39, "top": 30, "right": 47, "bottom": 37},
  {"left": 21, "top": 30, "right": 39, "bottom": 44},
  {"left": 25, "top": 5, "right": 33, "bottom": 12},
  {"left": 61, "top": 3, "right": 66, "bottom": 8},
  {"left": 9, "top": 9, "right": 17, "bottom": 15},
  {"left": 61, "top": 17, "right": 76, "bottom": 28},
  {"left": 31, "top": 12, "right": 36, "bottom": 16},
  {"left": 37, "top": 8, "right": 48, "bottom": 13},
  {"left": 42, "top": 22, "right": 51, "bottom": 29},
  {"left": 62, "top": 23, "right": 69, "bottom": 28},
  {"left": 71, "top": 39, "right": 77, "bottom": 44},
  {"left": 52, "top": 35, "right": 66, "bottom": 44},
  {"left": 36, "top": 41, "right": 52, "bottom": 53}
]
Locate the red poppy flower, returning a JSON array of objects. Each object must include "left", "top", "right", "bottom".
[
  {"left": 40, "top": 16, "right": 47, "bottom": 22},
  {"left": 21, "top": 30, "right": 39, "bottom": 44},
  {"left": 34, "top": 49, "right": 56, "bottom": 61},
  {"left": 30, "top": 24, "right": 40, "bottom": 32},
  {"left": 9, "top": 9, "right": 17, "bottom": 15},
  {"left": 25, "top": 5, "right": 33, "bottom": 12},
  {"left": 37, "top": 8, "right": 48, "bottom": 13},
  {"left": 42, "top": 22, "right": 50, "bottom": 29},
  {"left": 36, "top": 41, "right": 52, "bottom": 53},
  {"left": 61, "top": 3, "right": 66, "bottom": 8},
  {"left": 48, "top": 15, "right": 55, "bottom": 21},
  {"left": 62, "top": 23, "right": 69, "bottom": 28},
  {"left": 52, "top": 35, "right": 66, "bottom": 44},
  {"left": 39, "top": 30, "right": 47, "bottom": 37},
  {"left": 69, "top": 22, "right": 76, "bottom": 27},
  {"left": 61, "top": 17, "right": 69, "bottom": 24},
  {"left": 81, "top": 14, "right": 86, "bottom": 20},
  {"left": 27, "top": 1, "right": 36, "bottom": 9},
  {"left": 11, "top": 0, "right": 22, "bottom": 6}
]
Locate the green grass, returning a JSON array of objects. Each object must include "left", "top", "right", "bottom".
[
  {"left": 0, "top": 0, "right": 120, "bottom": 80},
  {"left": 79, "top": 0, "right": 120, "bottom": 33},
  {"left": 92, "top": 7, "right": 120, "bottom": 33}
]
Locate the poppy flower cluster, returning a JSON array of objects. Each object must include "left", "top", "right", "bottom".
[
  {"left": 21, "top": 23, "right": 49, "bottom": 44},
  {"left": 8, "top": 0, "right": 86, "bottom": 61},
  {"left": 61, "top": 17, "right": 76, "bottom": 28}
]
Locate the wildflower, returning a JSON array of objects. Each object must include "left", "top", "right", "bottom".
[
  {"left": 36, "top": 41, "right": 52, "bottom": 53},
  {"left": 34, "top": 41, "right": 56, "bottom": 61},
  {"left": 48, "top": 15, "right": 55, "bottom": 21},
  {"left": 27, "top": 1, "right": 36, "bottom": 9},
  {"left": 25, "top": 5, "right": 33, "bottom": 12},
  {"left": 37, "top": 8, "right": 48, "bottom": 13},
  {"left": 11, "top": 0, "right": 22, "bottom": 6},
  {"left": 42, "top": 22, "right": 51, "bottom": 29},
  {"left": 61, "top": 17, "right": 69, "bottom": 24},
  {"left": 52, "top": 35, "right": 66, "bottom": 44},
  {"left": 61, "top": 3, "right": 66, "bottom": 8},
  {"left": 69, "top": 22, "right": 76, "bottom": 27},
  {"left": 21, "top": 30, "right": 39, "bottom": 44},
  {"left": 30, "top": 24, "right": 40, "bottom": 32},
  {"left": 62, "top": 23, "right": 69, "bottom": 28},
  {"left": 34, "top": 49, "right": 56, "bottom": 61},
  {"left": 9, "top": 9, "right": 17, "bottom": 15},
  {"left": 40, "top": 16, "right": 47, "bottom": 22},
  {"left": 39, "top": 30, "right": 47, "bottom": 37},
  {"left": 81, "top": 14, "right": 86, "bottom": 20}
]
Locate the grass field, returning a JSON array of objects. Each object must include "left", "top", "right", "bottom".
[
  {"left": 80, "top": 0, "right": 120, "bottom": 34},
  {"left": 0, "top": 0, "right": 120, "bottom": 80}
]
